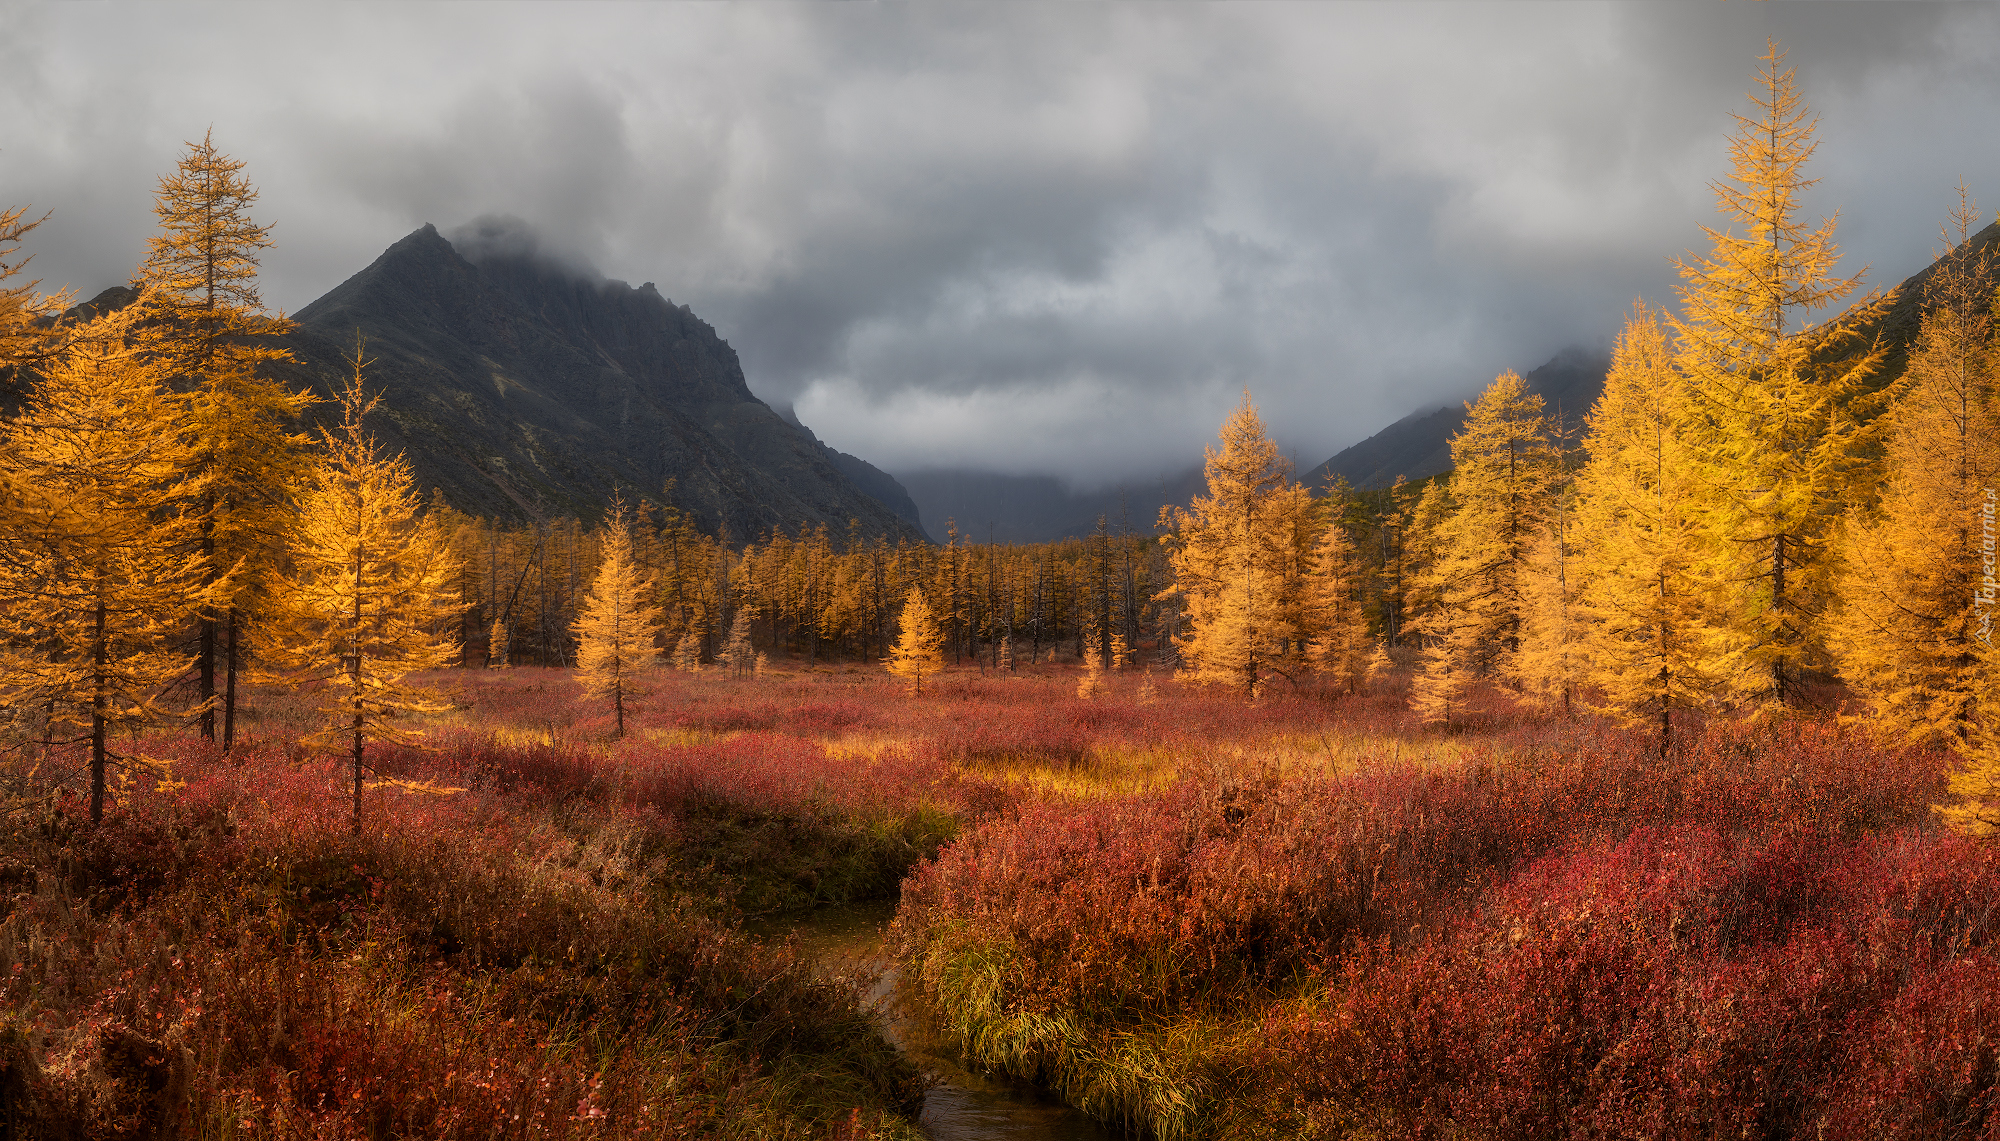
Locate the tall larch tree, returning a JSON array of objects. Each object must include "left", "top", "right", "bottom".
[
  {"left": 1671, "top": 42, "right": 1892, "bottom": 707},
  {"left": 887, "top": 586, "right": 945, "bottom": 693},
  {"left": 1408, "top": 371, "right": 1560, "bottom": 725},
  {"left": 1513, "top": 488, "right": 1583, "bottom": 715},
  {"left": 1162, "top": 393, "right": 1310, "bottom": 697},
  {"left": 0, "top": 306, "right": 223, "bottom": 822},
  {"left": 574, "top": 500, "right": 663, "bottom": 738},
  {"left": 1571, "top": 306, "right": 1723, "bottom": 751},
  {"left": 1833, "top": 193, "right": 2000, "bottom": 755},
  {"left": 1305, "top": 521, "right": 1373, "bottom": 694},
  {"left": 254, "top": 341, "right": 460, "bottom": 832},
  {"left": 134, "top": 131, "right": 312, "bottom": 749}
]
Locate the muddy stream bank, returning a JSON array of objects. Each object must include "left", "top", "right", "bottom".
[{"left": 766, "top": 903, "right": 1117, "bottom": 1141}]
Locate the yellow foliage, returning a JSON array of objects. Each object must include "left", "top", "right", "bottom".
[
  {"left": 720, "top": 609, "right": 756, "bottom": 678},
  {"left": 1571, "top": 306, "right": 1727, "bottom": 745},
  {"left": 1078, "top": 627, "right": 1105, "bottom": 700},
  {"left": 1408, "top": 371, "right": 1560, "bottom": 725},
  {"left": 1513, "top": 507, "right": 1583, "bottom": 714},
  {"left": 1832, "top": 197, "right": 2000, "bottom": 753},
  {"left": 253, "top": 340, "right": 460, "bottom": 829},
  {"left": 133, "top": 130, "right": 314, "bottom": 746},
  {"left": 0, "top": 305, "right": 223, "bottom": 820},
  {"left": 573, "top": 501, "right": 663, "bottom": 737},
  {"left": 674, "top": 631, "right": 703, "bottom": 673},
  {"left": 887, "top": 587, "right": 945, "bottom": 693},
  {"left": 1671, "top": 42, "right": 1892, "bottom": 706},
  {"left": 1304, "top": 522, "right": 1371, "bottom": 694},
  {"left": 1163, "top": 393, "right": 1310, "bottom": 697},
  {"left": 0, "top": 205, "right": 69, "bottom": 376}
]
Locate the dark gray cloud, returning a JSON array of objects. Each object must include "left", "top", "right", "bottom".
[{"left": 3, "top": 2, "right": 1996, "bottom": 487}]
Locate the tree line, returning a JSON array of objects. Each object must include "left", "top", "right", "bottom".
[
  {"left": 0, "top": 134, "right": 456, "bottom": 824},
  {"left": 440, "top": 503, "right": 1166, "bottom": 675},
  {"left": 2, "top": 45, "right": 1996, "bottom": 830},
  {"left": 1130, "top": 46, "right": 2000, "bottom": 828}
]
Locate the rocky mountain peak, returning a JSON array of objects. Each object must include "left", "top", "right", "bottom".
[{"left": 271, "top": 224, "right": 927, "bottom": 540}]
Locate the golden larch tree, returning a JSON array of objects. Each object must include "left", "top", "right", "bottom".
[
  {"left": 720, "top": 608, "right": 755, "bottom": 678},
  {"left": 1077, "top": 625, "right": 1106, "bottom": 699},
  {"left": 1162, "top": 393, "right": 1310, "bottom": 697},
  {"left": 1671, "top": 41, "right": 1892, "bottom": 706},
  {"left": 887, "top": 586, "right": 945, "bottom": 693},
  {"left": 0, "top": 305, "right": 223, "bottom": 822},
  {"left": 1305, "top": 521, "right": 1373, "bottom": 694},
  {"left": 134, "top": 131, "right": 313, "bottom": 749},
  {"left": 1408, "top": 371, "right": 1560, "bottom": 725},
  {"left": 1832, "top": 193, "right": 2000, "bottom": 778},
  {"left": 674, "top": 630, "right": 703, "bottom": 672},
  {"left": 574, "top": 500, "right": 663, "bottom": 738},
  {"left": 1513, "top": 492, "right": 1584, "bottom": 715},
  {"left": 254, "top": 341, "right": 460, "bottom": 831},
  {"left": 1572, "top": 306, "right": 1726, "bottom": 751}
]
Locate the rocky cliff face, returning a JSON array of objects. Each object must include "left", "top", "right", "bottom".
[{"left": 268, "top": 225, "right": 926, "bottom": 541}]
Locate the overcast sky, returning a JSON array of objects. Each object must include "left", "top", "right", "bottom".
[{"left": 3, "top": 2, "right": 1996, "bottom": 487}]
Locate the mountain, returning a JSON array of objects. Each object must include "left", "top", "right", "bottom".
[
  {"left": 1845, "top": 217, "right": 2000, "bottom": 385},
  {"left": 1302, "top": 345, "right": 1611, "bottom": 491},
  {"left": 263, "top": 224, "right": 927, "bottom": 541},
  {"left": 1300, "top": 219, "right": 2000, "bottom": 494},
  {"left": 893, "top": 347, "right": 1612, "bottom": 542},
  {"left": 771, "top": 403, "right": 927, "bottom": 534},
  {"left": 892, "top": 465, "right": 1207, "bottom": 545}
]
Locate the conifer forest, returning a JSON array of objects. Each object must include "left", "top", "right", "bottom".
[{"left": 5, "top": 38, "right": 2000, "bottom": 1141}]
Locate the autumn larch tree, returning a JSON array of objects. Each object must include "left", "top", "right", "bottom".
[
  {"left": 1408, "top": 371, "right": 1560, "bottom": 726},
  {"left": 1513, "top": 496, "right": 1583, "bottom": 715},
  {"left": 134, "top": 131, "right": 312, "bottom": 749},
  {"left": 887, "top": 586, "right": 945, "bottom": 693},
  {"left": 1162, "top": 393, "right": 1311, "bottom": 697},
  {"left": 0, "top": 305, "right": 223, "bottom": 822},
  {"left": 574, "top": 499, "right": 664, "bottom": 738},
  {"left": 1671, "top": 42, "right": 1892, "bottom": 707},
  {"left": 1305, "top": 521, "right": 1373, "bottom": 694},
  {"left": 720, "top": 608, "right": 755, "bottom": 678},
  {"left": 1571, "top": 306, "right": 1724, "bottom": 751},
  {"left": 254, "top": 339, "right": 460, "bottom": 832},
  {"left": 1077, "top": 625, "right": 1106, "bottom": 699},
  {"left": 1831, "top": 194, "right": 2000, "bottom": 820}
]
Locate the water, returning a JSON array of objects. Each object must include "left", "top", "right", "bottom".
[{"left": 770, "top": 903, "right": 1119, "bottom": 1141}]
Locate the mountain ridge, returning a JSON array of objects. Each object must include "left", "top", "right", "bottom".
[
  {"left": 268, "top": 224, "right": 926, "bottom": 541},
  {"left": 1302, "top": 345, "right": 1611, "bottom": 492}
]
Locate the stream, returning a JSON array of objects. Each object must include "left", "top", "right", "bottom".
[{"left": 771, "top": 903, "right": 1118, "bottom": 1141}]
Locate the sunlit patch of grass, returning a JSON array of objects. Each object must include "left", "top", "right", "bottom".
[
  {"left": 817, "top": 733, "right": 906, "bottom": 761},
  {"left": 978, "top": 744, "right": 1185, "bottom": 800},
  {"left": 637, "top": 726, "right": 729, "bottom": 748},
  {"left": 1239, "top": 730, "right": 1486, "bottom": 777}
]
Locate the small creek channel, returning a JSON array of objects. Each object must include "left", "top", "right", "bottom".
[{"left": 765, "top": 902, "right": 1118, "bottom": 1141}]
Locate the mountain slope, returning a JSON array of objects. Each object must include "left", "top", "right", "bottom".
[
  {"left": 1303, "top": 345, "right": 1611, "bottom": 491},
  {"left": 1302, "top": 219, "right": 2000, "bottom": 494},
  {"left": 772, "top": 403, "right": 928, "bottom": 535},
  {"left": 268, "top": 225, "right": 925, "bottom": 541}
]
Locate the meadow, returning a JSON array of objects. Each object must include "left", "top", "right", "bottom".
[{"left": 1, "top": 657, "right": 1988, "bottom": 1139}]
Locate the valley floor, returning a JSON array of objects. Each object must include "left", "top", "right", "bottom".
[{"left": 0, "top": 660, "right": 1984, "bottom": 1139}]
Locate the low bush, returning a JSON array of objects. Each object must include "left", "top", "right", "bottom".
[
  {"left": 892, "top": 717, "right": 1957, "bottom": 1138},
  {"left": 1, "top": 734, "right": 927, "bottom": 1139}
]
